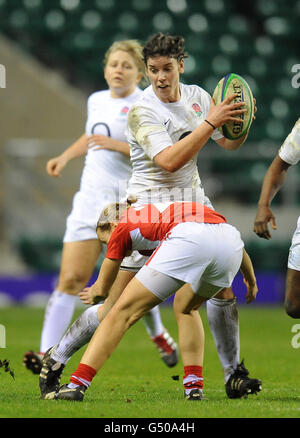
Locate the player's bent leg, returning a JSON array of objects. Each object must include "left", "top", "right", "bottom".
[
  {"left": 39, "top": 270, "right": 134, "bottom": 398},
  {"left": 122, "top": 253, "right": 179, "bottom": 367},
  {"left": 55, "top": 277, "right": 163, "bottom": 401},
  {"left": 284, "top": 268, "right": 300, "bottom": 318},
  {"left": 173, "top": 284, "right": 206, "bottom": 366},
  {"left": 173, "top": 284, "right": 209, "bottom": 401},
  {"left": 80, "top": 277, "right": 163, "bottom": 371},
  {"left": 97, "top": 269, "right": 179, "bottom": 369}
]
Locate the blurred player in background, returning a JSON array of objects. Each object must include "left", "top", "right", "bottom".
[
  {"left": 254, "top": 118, "right": 300, "bottom": 318},
  {"left": 23, "top": 39, "right": 178, "bottom": 374},
  {"left": 39, "top": 33, "right": 261, "bottom": 400},
  {"left": 51, "top": 200, "right": 258, "bottom": 401}
]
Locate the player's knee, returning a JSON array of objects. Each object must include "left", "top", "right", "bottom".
[
  {"left": 284, "top": 298, "right": 300, "bottom": 319},
  {"left": 213, "top": 287, "right": 234, "bottom": 300},
  {"left": 58, "top": 272, "right": 88, "bottom": 295}
]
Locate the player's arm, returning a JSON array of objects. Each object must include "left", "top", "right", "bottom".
[
  {"left": 254, "top": 155, "right": 290, "bottom": 239},
  {"left": 87, "top": 135, "right": 130, "bottom": 156},
  {"left": 46, "top": 133, "right": 88, "bottom": 177},
  {"left": 154, "top": 95, "right": 245, "bottom": 172},
  {"left": 240, "top": 248, "right": 258, "bottom": 304},
  {"left": 79, "top": 258, "right": 122, "bottom": 305}
]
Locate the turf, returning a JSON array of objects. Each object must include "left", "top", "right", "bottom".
[{"left": 0, "top": 304, "right": 299, "bottom": 419}]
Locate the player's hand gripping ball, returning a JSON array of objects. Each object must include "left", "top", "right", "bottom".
[{"left": 213, "top": 73, "right": 254, "bottom": 140}]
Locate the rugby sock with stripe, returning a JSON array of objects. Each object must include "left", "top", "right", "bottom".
[
  {"left": 183, "top": 365, "right": 203, "bottom": 395},
  {"left": 69, "top": 363, "right": 97, "bottom": 388}
]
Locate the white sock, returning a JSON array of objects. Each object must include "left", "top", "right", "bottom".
[
  {"left": 40, "top": 290, "right": 77, "bottom": 353},
  {"left": 50, "top": 304, "right": 101, "bottom": 364},
  {"left": 142, "top": 305, "right": 165, "bottom": 338},
  {"left": 206, "top": 297, "right": 240, "bottom": 382}
]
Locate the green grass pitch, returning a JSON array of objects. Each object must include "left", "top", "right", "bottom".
[{"left": 0, "top": 304, "right": 300, "bottom": 418}]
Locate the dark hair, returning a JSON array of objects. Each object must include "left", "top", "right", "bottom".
[{"left": 143, "top": 32, "right": 188, "bottom": 65}]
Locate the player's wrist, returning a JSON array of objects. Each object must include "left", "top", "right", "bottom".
[{"left": 204, "top": 119, "right": 217, "bottom": 130}]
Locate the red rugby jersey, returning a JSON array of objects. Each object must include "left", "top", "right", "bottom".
[{"left": 106, "top": 202, "right": 227, "bottom": 260}]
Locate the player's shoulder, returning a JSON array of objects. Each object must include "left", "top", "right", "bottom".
[
  {"left": 130, "top": 85, "right": 154, "bottom": 109},
  {"left": 182, "top": 82, "right": 211, "bottom": 101},
  {"left": 87, "top": 89, "right": 110, "bottom": 105},
  {"left": 128, "top": 86, "right": 160, "bottom": 122}
]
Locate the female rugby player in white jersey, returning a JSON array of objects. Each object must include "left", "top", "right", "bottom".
[{"left": 23, "top": 40, "right": 178, "bottom": 375}]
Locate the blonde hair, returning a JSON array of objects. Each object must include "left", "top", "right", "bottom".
[
  {"left": 96, "top": 198, "right": 137, "bottom": 232},
  {"left": 104, "top": 40, "right": 145, "bottom": 76}
]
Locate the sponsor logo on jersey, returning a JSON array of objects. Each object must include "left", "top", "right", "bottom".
[
  {"left": 192, "top": 103, "right": 202, "bottom": 117},
  {"left": 120, "top": 106, "right": 129, "bottom": 115}
]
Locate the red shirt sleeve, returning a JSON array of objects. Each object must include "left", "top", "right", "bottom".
[{"left": 106, "top": 223, "right": 132, "bottom": 260}]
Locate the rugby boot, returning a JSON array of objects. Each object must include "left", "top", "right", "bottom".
[
  {"left": 23, "top": 350, "right": 43, "bottom": 375},
  {"left": 55, "top": 384, "right": 86, "bottom": 401},
  {"left": 184, "top": 388, "right": 204, "bottom": 401},
  {"left": 39, "top": 348, "right": 65, "bottom": 399},
  {"left": 225, "top": 359, "right": 262, "bottom": 399},
  {"left": 152, "top": 329, "right": 179, "bottom": 367}
]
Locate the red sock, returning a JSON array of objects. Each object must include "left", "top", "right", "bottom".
[
  {"left": 183, "top": 365, "right": 203, "bottom": 391},
  {"left": 70, "top": 363, "right": 97, "bottom": 388}
]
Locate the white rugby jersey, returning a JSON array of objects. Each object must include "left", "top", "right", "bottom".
[
  {"left": 279, "top": 118, "right": 300, "bottom": 165},
  {"left": 80, "top": 87, "right": 143, "bottom": 194},
  {"left": 126, "top": 83, "right": 223, "bottom": 204}
]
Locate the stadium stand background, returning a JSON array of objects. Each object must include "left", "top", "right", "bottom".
[{"left": 0, "top": 0, "right": 299, "bottom": 304}]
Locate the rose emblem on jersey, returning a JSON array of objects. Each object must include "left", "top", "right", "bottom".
[
  {"left": 192, "top": 103, "right": 202, "bottom": 117},
  {"left": 120, "top": 106, "right": 129, "bottom": 115}
]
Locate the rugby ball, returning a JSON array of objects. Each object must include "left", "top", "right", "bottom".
[{"left": 212, "top": 73, "right": 254, "bottom": 140}]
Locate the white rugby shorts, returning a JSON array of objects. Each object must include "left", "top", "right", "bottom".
[
  {"left": 120, "top": 195, "right": 215, "bottom": 272},
  {"left": 63, "top": 189, "right": 118, "bottom": 242},
  {"left": 288, "top": 216, "right": 300, "bottom": 271},
  {"left": 136, "top": 222, "right": 244, "bottom": 300}
]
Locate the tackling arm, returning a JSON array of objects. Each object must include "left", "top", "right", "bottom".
[
  {"left": 79, "top": 258, "right": 122, "bottom": 305},
  {"left": 240, "top": 248, "right": 258, "bottom": 304}
]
